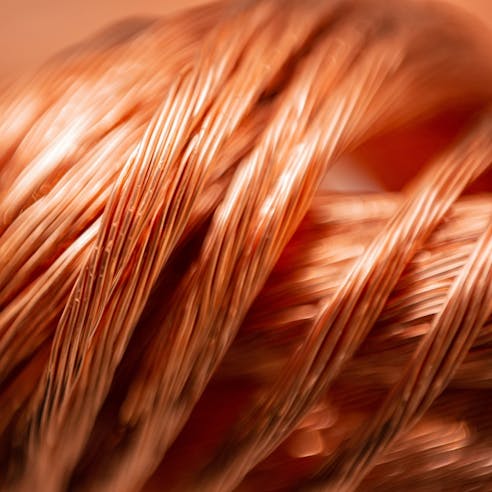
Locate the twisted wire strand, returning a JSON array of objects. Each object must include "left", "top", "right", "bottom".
[
  {"left": 0, "top": 0, "right": 492, "bottom": 491},
  {"left": 218, "top": 193, "right": 492, "bottom": 389}
]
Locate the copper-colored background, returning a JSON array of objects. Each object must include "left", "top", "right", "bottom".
[
  {"left": 0, "top": 0, "right": 207, "bottom": 79},
  {"left": 0, "top": 0, "right": 491, "bottom": 79}
]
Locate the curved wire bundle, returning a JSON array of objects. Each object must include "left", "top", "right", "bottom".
[{"left": 1, "top": 0, "right": 492, "bottom": 490}]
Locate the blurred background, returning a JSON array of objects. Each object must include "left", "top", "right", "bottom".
[{"left": 1, "top": 0, "right": 492, "bottom": 80}]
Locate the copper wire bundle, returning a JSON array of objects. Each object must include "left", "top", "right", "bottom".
[{"left": 1, "top": 0, "right": 492, "bottom": 490}]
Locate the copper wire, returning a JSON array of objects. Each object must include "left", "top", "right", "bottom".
[{"left": 1, "top": 0, "right": 492, "bottom": 490}]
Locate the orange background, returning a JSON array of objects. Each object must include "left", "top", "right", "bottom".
[{"left": 0, "top": 0, "right": 207, "bottom": 79}]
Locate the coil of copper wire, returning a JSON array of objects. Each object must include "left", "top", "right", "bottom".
[{"left": 1, "top": 0, "right": 492, "bottom": 490}]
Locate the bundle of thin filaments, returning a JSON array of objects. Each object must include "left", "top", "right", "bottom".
[{"left": 1, "top": 0, "right": 492, "bottom": 490}]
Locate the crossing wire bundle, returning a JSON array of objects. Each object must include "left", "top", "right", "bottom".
[{"left": 1, "top": 0, "right": 492, "bottom": 490}]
